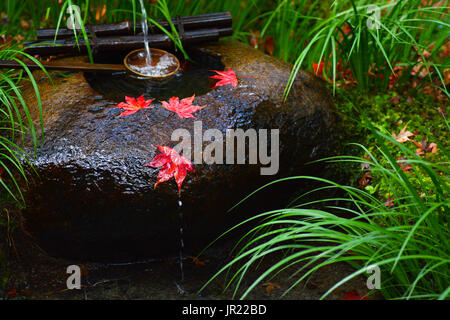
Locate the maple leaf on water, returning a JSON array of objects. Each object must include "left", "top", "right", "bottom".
[
  {"left": 160, "top": 95, "right": 205, "bottom": 119},
  {"left": 340, "top": 290, "right": 369, "bottom": 300},
  {"left": 143, "top": 145, "right": 194, "bottom": 194},
  {"left": 392, "top": 124, "right": 415, "bottom": 143},
  {"left": 114, "top": 95, "right": 154, "bottom": 119},
  {"left": 210, "top": 68, "right": 238, "bottom": 88}
]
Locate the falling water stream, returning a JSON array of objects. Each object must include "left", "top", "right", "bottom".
[
  {"left": 132, "top": 0, "right": 179, "bottom": 77},
  {"left": 139, "top": 0, "right": 152, "bottom": 67},
  {"left": 178, "top": 198, "right": 185, "bottom": 282},
  {"left": 174, "top": 197, "right": 188, "bottom": 295}
]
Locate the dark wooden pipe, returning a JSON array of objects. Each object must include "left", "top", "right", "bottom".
[
  {"left": 36, "top": 12, "right": 232, "bottom": 40},
  {"left": 0, "top": 60, "right": 125, "bottom": 73},
  {"left": 25, "top": 27, "right": 231, "bottom": 56}
]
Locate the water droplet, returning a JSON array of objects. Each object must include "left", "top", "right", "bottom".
[{"left": 178, "top": 200, "right": 183, "bottom": 207}]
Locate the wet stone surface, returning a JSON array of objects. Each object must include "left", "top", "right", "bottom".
[{"left": 18, "top": 40, "right": 337, "bottom": 262}]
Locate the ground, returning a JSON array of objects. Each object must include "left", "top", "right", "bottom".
[{"left": 4, "top": 231, "right": 372, "bottom": 300}]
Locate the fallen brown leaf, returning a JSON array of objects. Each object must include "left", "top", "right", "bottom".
[
  {"left": 358, "top": 172, "right": 373, "bottom": 189},
  {"left": 411, "top": 138, "right": 438, "bottom": 156},
  {"left": 262, "top": 282, "right": 281, "bottom": 295},
  {"left": 396, "top": 156, "right": 413, "bottom": 173},
  {"left": 263, "top": 37, "right": 274, "bottom": 56},
  {"left": 392, "top": 124, "right": 415, "bottom": 143},
  {"left": 187, "top": 255, "right": 207, "bottom": 268}
]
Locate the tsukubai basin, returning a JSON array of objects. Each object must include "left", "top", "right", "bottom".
[{"left": 124, "top": 48, "right": 180, "bottom": 79}]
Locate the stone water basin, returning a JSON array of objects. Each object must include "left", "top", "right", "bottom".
[{"left": 18, "top": 40, "right": 336, "bottom": 261}]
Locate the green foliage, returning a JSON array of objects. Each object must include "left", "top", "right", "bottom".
[
  {"left": 2, "top": 1, "right": 447, "bottom": 98},
  {"left": 200, "top": 123, "right": 449, "bottom": 300},
  {"left": 0, "top": 44, "right": 47, "bottom": 204},
  {"left": 282, "top": 0, "right": 449, "bottom": 98}
]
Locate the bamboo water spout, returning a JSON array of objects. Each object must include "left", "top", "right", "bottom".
[{"left": 0, "top": 48, "right": 180, "bottom": 79}]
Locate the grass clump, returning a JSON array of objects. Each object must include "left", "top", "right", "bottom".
[
  {"left": 0, "top": 43, "right": 48, "bottom": 204},
  {"left": 200, "top": 122, "right": 449, "bottom": 300}
]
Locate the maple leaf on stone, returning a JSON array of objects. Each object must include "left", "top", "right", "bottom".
[
  {"left": 143, "top": 145, "right": 194, "bottom": 194},
  {"left": 160, "top": 95, "right": 205, "bottom": 119},
  {"left": 392, "top": 124, "right": 415, "bottom": 143},
  {"left": 210, "top": 68, "right": 238, "bottom": 88},
  {"left": 411, "top": 138, "right": 438, "bottom": 156},
  {"left": 114, "top": 95, "right": 154, "bottom": 119}
]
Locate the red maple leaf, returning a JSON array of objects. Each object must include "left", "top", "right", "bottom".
[
  {"left": 384, "top": 194, "right": 395, "bottom": 207},
  {"left": 144, "top": 145, "right": 194, "bottom": 194},
  {"left": 114, "top": 95, "right": 154, "bottom": 119},
  {"left": 312, "top": 61, "right": 325, "bottom": 76},
  {"left": 210, "top": 68, "right": 238, "bottom": 88},
  {"left": 263, "top": 37, "right": 274, "bottom": 56},
  {"left": 6, "top": 288, "right": 20, "bottom": 299},
  {"left": 340, "top": 290, "right": 369, "bottom": 300},
  {"left": 160, "top": 95, "right": 205, "bottom": 119},
  {"left": 312, "top": 61, "right": 334, "bottom": 83}
]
